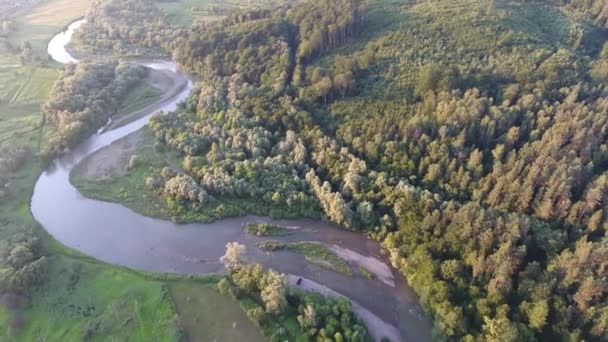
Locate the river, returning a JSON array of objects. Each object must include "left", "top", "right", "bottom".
[{"left": 32, "top": 19, "right": 432, "bottom": 342}]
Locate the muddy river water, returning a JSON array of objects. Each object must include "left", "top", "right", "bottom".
[{"left": 32, "top": 19, "right": 432, "bottom": 342}]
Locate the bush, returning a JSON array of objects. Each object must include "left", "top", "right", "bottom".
[
  {"left": 257, "top": 240, "right": 286, "bottom": 251},
  {"left": 128, "top": 154, "right": 140, "bottom": 170}
]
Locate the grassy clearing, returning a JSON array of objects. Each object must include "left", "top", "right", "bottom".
[
  {"left": 169, "top": 281, "right": 265, "bottom": 342},
  {"left": 11, "top": 67, "right": 59, "bottom": 104},
  {"left": 9, "top": 0, "right": 95, "bottom": 57},
  {"left": 157, "top": 0, "right": 267, "bottom": 26},
  {"left": 71, "top": 128, "right": 174, "bottom": 217},
  {"left": 118, "top": 81, "right": 163, "bottom": 115},
  {"left": 258, "top": 240, "right": 353, "bottom": 276},
  {"left": 287, "top": 242, "right": 353, "bottom": 276},
  {"left": 6, "top": 256, "right": 181, "bottom": 342}
]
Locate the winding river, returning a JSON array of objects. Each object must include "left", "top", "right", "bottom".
[{"left": 32, "top": 20, "right": 432, "bottom": 342}]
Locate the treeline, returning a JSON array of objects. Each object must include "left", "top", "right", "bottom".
[
  {"left": 0, "top": 229, "right": 48, "bottom": 335},
  {"left": 173, "top": 19, "right": 293, "bottom": 87},
  {"left": 218, "top": 242, "right": 370, "bottom": 341},
  {"left": 291, "top": 0, "right": 365, "bottom": 62},
  {"left": 42, "top": 61, "right": 148, "bottom": 160},
  {"left": 173, "top": 0, "right": 365, "bottom": 90}
]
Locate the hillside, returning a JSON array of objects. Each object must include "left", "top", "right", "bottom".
[{"left": 59, "top": 0, "right": 608, "bottom": 340}]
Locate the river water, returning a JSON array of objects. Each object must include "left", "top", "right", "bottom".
[{"left": 32, "top": 20, "right": 432, "bottom": 342}]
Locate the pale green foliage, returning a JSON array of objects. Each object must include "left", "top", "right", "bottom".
[{"left": 260, "top": 269, "right": 287, "bottom": 315}]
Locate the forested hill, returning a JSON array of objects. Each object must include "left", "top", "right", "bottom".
[
  {"left": 77, "top": 0, "right": 608, "bottom": 339},
  {"left": 172, "top": 0, "right": 364, "bottom": 85}
]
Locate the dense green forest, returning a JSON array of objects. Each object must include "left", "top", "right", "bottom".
[
  {"left": 72, "top": 0, "right": 183, "bottom": 56},
  {"left": 63, "top": 0, "right": 608, "bottom": 340},
  {"left": 41, "top": 61, "right": 148, "bottom": 159},
  {"left": 71, "top": 0, "right": 282, "bottom": 57}
]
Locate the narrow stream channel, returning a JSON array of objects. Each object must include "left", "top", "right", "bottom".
[{"left": 32, "top": 20, "right": 432, "bottom": 342}]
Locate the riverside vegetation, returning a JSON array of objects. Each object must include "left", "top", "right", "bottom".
[
  {"left": 0, "top": 0, "right": 193, "bottom": 340},
  {"left": 0, "top": 0, "right": 329, "bottom": 341},
  {"left": 71, "top": 0, "right": 608, "bottom": 340}
]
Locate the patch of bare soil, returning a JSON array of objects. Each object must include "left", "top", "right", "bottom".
[{"left": 77, "top": 130, "right": 142, "bottom": 181}]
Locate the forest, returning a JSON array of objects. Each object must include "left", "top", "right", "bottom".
[
  {"left": 41, "top": 61, "right": 148, "bottom": 159},
  {"left": 47, "top": 0, "right": 608, "bottom": 340},
  {"left": 123, "top": 0, "right": 608, "bottom": 339},
  {"left": 71, "top": 0, "right": 184, "bottom": 57}
]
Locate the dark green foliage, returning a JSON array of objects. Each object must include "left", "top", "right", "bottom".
[
  {"left": 41, "top": 62, "right": 148, "bottom": 159},
  {"left": 221, "top": 259, "right": 370, "bottom": 341},
  {"left": 291, "top": 292, "right": 370, "bottom": 341},
  {"left": 0, "top": 229, "right": 47, "bottom": 293}
]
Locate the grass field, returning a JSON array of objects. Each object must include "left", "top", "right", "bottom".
[
  {"left": 169, "top": 281, "right": 265, "bottom": 342},
  {"left": 118, "top": 81, "right": 163, "bottom": 115},
  {"left": 5, "top": 256, "right": 181, "bottom": 341},
  {"left": 157, "top": 0, "right": 272, "bottom": 26}
]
